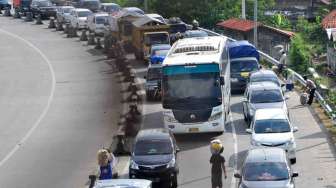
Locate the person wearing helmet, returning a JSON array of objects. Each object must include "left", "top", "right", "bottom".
[
  {"left": 192, "top": 19, "right": 199, "bottom": 30},
  {"left": 210, "top": 139, "right": 227, "bottom": 188}
]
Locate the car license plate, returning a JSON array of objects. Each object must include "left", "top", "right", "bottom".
[
  {"left": 231, "top": 78, "right": 238, "bottom": 82},
  {"left": 240, "top": 72, "right": 249, "bottom": 78},
  {"left": 189, "top": 128, "right": 199, "bottom": 132}
]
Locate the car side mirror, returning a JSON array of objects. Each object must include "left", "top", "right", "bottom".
[
  {"left": 292, "top": 172, "right": 299, "bottom": 178},
  {"left": 220, "top": 76, "right": 225, "bottom": 86},
  {"left": 246, "top": 129, "right": 252, "bottom": 134},
  {"left": 234, "top": 173, "right": 241, "bottom": 178},
  {"left": 293, "top": 127, "right": 299, "bottom": 132}
]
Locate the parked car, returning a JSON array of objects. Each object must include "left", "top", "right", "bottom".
[
  {"left": 30, "top": 0, "right": 57, "bottom": 18},
  {"left": 246, "top": 108, "right": 298, "bottom": 164},
  {"left": 70, "top": 8, "right": 92, "bottom": 29},
  {"left": 100, "top": 2, "right": 120, "bottom": 14},
  {"left": 93, "top": 179, "right": 152, "bottom": 188},
  {"left": 129, "top": 128, "right": 179, "bottom": 187},
  {"left": 87, "top": 12, "right": 108, "bottom": 35},
  {"left": 145, "top": 64, "right": 162, "bottom": 100},
  {"left": 77, "top": 0, "right": 100, "bottom": 12},
  {"left": 56, "top": 6, "right": 74, "bottom": 23},
  {"left": 248, "top": 69, "right": 282, "bottom": 87},
  {"left": 183, "top": 30, "right": 208, "bottom": 38},
  {"left": 242, "top": 82, "right": 289, "bottom": 124},
  {"left": 234, "top": 148, "right": 299, "bottom": 188}
]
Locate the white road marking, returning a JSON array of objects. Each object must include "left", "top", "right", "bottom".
[
  {"left": 0, "top": 29, "right": 56, "bottom": 167},
  {"left": 229, "top": 114, "right": 238, "bottom": 188}
]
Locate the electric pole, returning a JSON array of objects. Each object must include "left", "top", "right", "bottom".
[
  {"left": 242, "top": 0, "right": 246, "bottom": 19},
  {"left": 254, "top": 0, "right": 258, "bottom": 48},
  {"left": 144, "top": 0, "right": 148, "bottom": 12}
]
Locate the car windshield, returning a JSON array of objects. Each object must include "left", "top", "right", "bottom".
[
  {"left": 96, "top": 16, "right": 107, "bottom": 24},
  {"left": 78, "top": 11, "right": 91, "bottom": 17},
  {"left": 38, "top": 0, "right": 52, "bottom": 6},
  {"left": 63, "top": 8, "right": 73, "bottom": 13},
  {"left": 231, "top": 60, "right": 259, "bottom": 73},
  {"left": 243, "top": 162, "right": 289, "bottom": 181},
  {"left": 147, "top": 67, "right": 162, "bottom": 81},
  {"left": 250, "top": 89, "right": 283, "bottom": 103},
  {"left": 250, "top": 75, "right": 280, "bottom": 86},
  {"left": 185, "top": 31, "right": 208, "bottom": 38},
  {"left": 134, "top": 139, "right": 173, "bottom": 155},
  {"left": 254, "top": 119, "right": 291, "bottom": 133},
  {"left": 163, "top": 64, "right": 222, "bottom": 109}
]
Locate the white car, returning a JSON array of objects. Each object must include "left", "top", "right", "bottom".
[
  {"left": 93, "top": 179, "right": 152, "bottom": 188},
  {"left": 246, "top": 108, "right": 298, "bottom": 164},
  {"left": 69, "top": 8, "right": 92, "bottom": 29},
  {"left": 56, "top": 6, "right": 74, "bottom": 23},
  {"left": 87, "top": 12, "right": 108, "bottom": 35}
]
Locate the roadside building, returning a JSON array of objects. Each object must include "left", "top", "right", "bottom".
[
  {"left": 322, "top": 9, "right": 336, "bottom": 71},
  {"left": 216, "top": 18, "right": 295, "bottom": 59}
]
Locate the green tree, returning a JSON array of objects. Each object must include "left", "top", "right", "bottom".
[{"left": 289, "top": 34, "right": 310, "bottom": 74}]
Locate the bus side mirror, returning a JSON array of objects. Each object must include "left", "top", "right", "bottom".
[{"left": 220, "top": 76, "right": 225, "bottom": 86}]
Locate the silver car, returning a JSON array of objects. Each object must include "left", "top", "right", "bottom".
[
  {"left": 234, "top": 148, "right": 298, "bottom": 188},
  {"left": 242, "top": 82, "right": 289, "bottom": 125},
  {"left": 248, "top": 69, "right": 282, "bottom": 87}
]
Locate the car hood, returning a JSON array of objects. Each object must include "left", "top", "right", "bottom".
[
  {"left": 132, "top": 154, "right": 173, "bottom": 165},
  {"left": 253, "top": 132, "right": 293, "bottom": 144},
  {"left": 242, "top": 180, "right": 291, "bottom": 188}
]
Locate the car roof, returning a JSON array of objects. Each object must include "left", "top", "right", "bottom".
[
  {"left": 101, "top": 3, "right": 119, "bottom": 6},
  {"left": 74, "top": 8, "right": 91, "bottom": 12},
  {"left": 248, "top": 81, "right": 281, "bottom": 91},
  {"left": 151, "top": 44, "right": 171, "bottom": 49},
  {"left": 246, "top": 148, "right": 287, "bottom": 163},
  {"left": 250, "top": 69, "right": 277, "bottom": 78},
  {"left": 94, "top": 179, "right": 152, "bottom": 188},
  {"left": 94, "top": 12, "right": 108, "bottom": 17},
  {"left": 255, "top": 108, "right": 287, "bottom": 120},
  {"left": 136, "top": 128, "right": 171, "bottom": 141},
  {"left": 59, "top": 6, "right": 74, "bottom": 9}
]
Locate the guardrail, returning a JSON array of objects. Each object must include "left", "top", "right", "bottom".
[{"left": 200, "top": 28, "right": 336, "bottom": 124}]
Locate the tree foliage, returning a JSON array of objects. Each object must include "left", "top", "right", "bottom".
[{"left": 289, "top": 34, "right": 310, "bottom": 74}]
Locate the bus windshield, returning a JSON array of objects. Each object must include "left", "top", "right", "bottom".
[{"left": 162, "top": 64, "right": 222, "bottom": 110}]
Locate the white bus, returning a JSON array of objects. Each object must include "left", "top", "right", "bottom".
[{"left": 161, "top": 36, "right": 231, "bottom": 134}]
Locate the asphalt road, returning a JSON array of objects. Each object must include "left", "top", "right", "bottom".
[
  {"left": 126, "top": 56, "right": 336, "bottom": 188},
  {"left": 0, "top": 16, "right": 122, "bottom": 187}
]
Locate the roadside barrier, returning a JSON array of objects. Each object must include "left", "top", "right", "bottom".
[
  {"left": 56, "top": 21, "right": 63, "bottom": 31},
  {"left": 48, "top": 17, "right": 56, "bottom": 29},
  {"left": 4, "top": 7, "right": 11, "bottom": 17},
  {"left": 35, "top": 14, "right": 43, "bottom": 25},
  {"left": 24, "top": 12, "right": 33, "bottom": 22},
  {"left": 80, "top": 29, "right": 88, "bottom": 41},
  {"left": 66, "top": 26, "right": 73, "bottom": 38},
  {"left": 64, "top": 23, "right": 70, "bottom": 34}
]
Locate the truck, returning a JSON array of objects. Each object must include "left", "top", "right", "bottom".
[
  {"left": 132, "top": 16, "right": 170, "bottom": 60},
  {"left": 228, "top": 40, "right": 260, "bottom": 92}
]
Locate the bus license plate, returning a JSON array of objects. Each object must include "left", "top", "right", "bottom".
[{"left": 189, "top": 128, "right": 199, "bottom": 132}]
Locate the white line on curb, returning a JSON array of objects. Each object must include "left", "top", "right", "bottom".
[
  {"left": 229, "top": 113, "right": 238, "bottom": 188},
  {"left": 0, "top": 29, "right": 56, "bottom": 167}
]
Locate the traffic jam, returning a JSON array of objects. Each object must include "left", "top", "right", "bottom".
[{"left": 0, "top": 0, "right": 313, "bottom": 187}]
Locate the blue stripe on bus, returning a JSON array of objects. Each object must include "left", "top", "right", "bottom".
[{"left": 163, "top": 64, "right": 219, "bottom": 75}]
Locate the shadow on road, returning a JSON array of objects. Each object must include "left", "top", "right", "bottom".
[{"left": 175, "top": 133, "right": 219, "bottom": 152}]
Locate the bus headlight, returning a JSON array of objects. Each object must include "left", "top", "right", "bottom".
[{"left": 209, "top": 112, "right": 222, "bottom": 121}]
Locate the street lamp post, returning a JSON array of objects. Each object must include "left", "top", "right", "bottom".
[
  {"left": 242, "top": 0, "right": 246, "bottom": 19},
  {"left": 254, "top": 0, "right": 258, "bottom": 48},
  {"left": 144, "top": 0, "right": 148, "bottom": 12}
]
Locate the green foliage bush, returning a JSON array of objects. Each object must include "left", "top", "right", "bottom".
[{"left": 289, "top": 34, "right": 310, "bottom": 74}]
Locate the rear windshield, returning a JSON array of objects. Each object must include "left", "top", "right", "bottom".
[
  {"left": 95, "top": 16, "right": 107, "bottom": 24},
  {"left": 63, "top": 8, "right": 73, "bottom": 13},
  {"left": 231, "top": 60, "right": 259, "bottom": 73},
  {"left": 78, "top": 11, "right": 91, "bottom": 17},
  {"left": 134, "top": 139, "right": 172, "bottom": 155},
  {"left": 250, "top": 89, "right": 283, "bottom": 103},
  {"left": 250, "top": 75, "right": 280, "bottom": 86},
  {"left": 243, "top": 162, "right": 289, "bottom": 181},
  {"left": 254, "top": 119, "right": 290, "bottom": 133}
]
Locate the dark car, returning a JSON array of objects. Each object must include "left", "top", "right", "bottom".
[
  {"left": 129, "top": 128, "right": 179, "bottom": 188},
  {"left": 30, "top": 0, "right": 56, "bottom": 18}
]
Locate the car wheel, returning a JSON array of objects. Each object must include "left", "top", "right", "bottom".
[{"left": 171, "top": 174, "right": 178, "bottom": 188}]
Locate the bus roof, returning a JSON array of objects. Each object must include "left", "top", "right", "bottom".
[{"left": 163, "top": 36, "right": 227, "bottom": 66}]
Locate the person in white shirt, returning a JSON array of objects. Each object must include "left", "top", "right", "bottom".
[{"left": 278, "top": 51, "right": 287, "bottom": 74}]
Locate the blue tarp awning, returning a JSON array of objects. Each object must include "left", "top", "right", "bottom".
[{"left": 228, "top": 40, "right": 259, "bottom": 61}]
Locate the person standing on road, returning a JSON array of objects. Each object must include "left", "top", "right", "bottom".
[
  {"left": 97, "top": 149, "right": 116, "bottom": 180},
  {"left": 303, "top": 76, "right": 316, "bottom": 105},
  {"left": 210, "top": 140, "right": 227, "bottom": 188},
  {"left": 278, "top": 51, "right": 287, "bottom": 75}
]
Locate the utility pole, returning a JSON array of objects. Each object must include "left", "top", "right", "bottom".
[
  {"left": 242, "top": 0, "right": 246, "bottom": 19},
  {"left": 144, "top": 0, "right": 148, "bottom": 12},
  {"left": 254, "top": 0, "right": 258, "bottom": 48}
]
